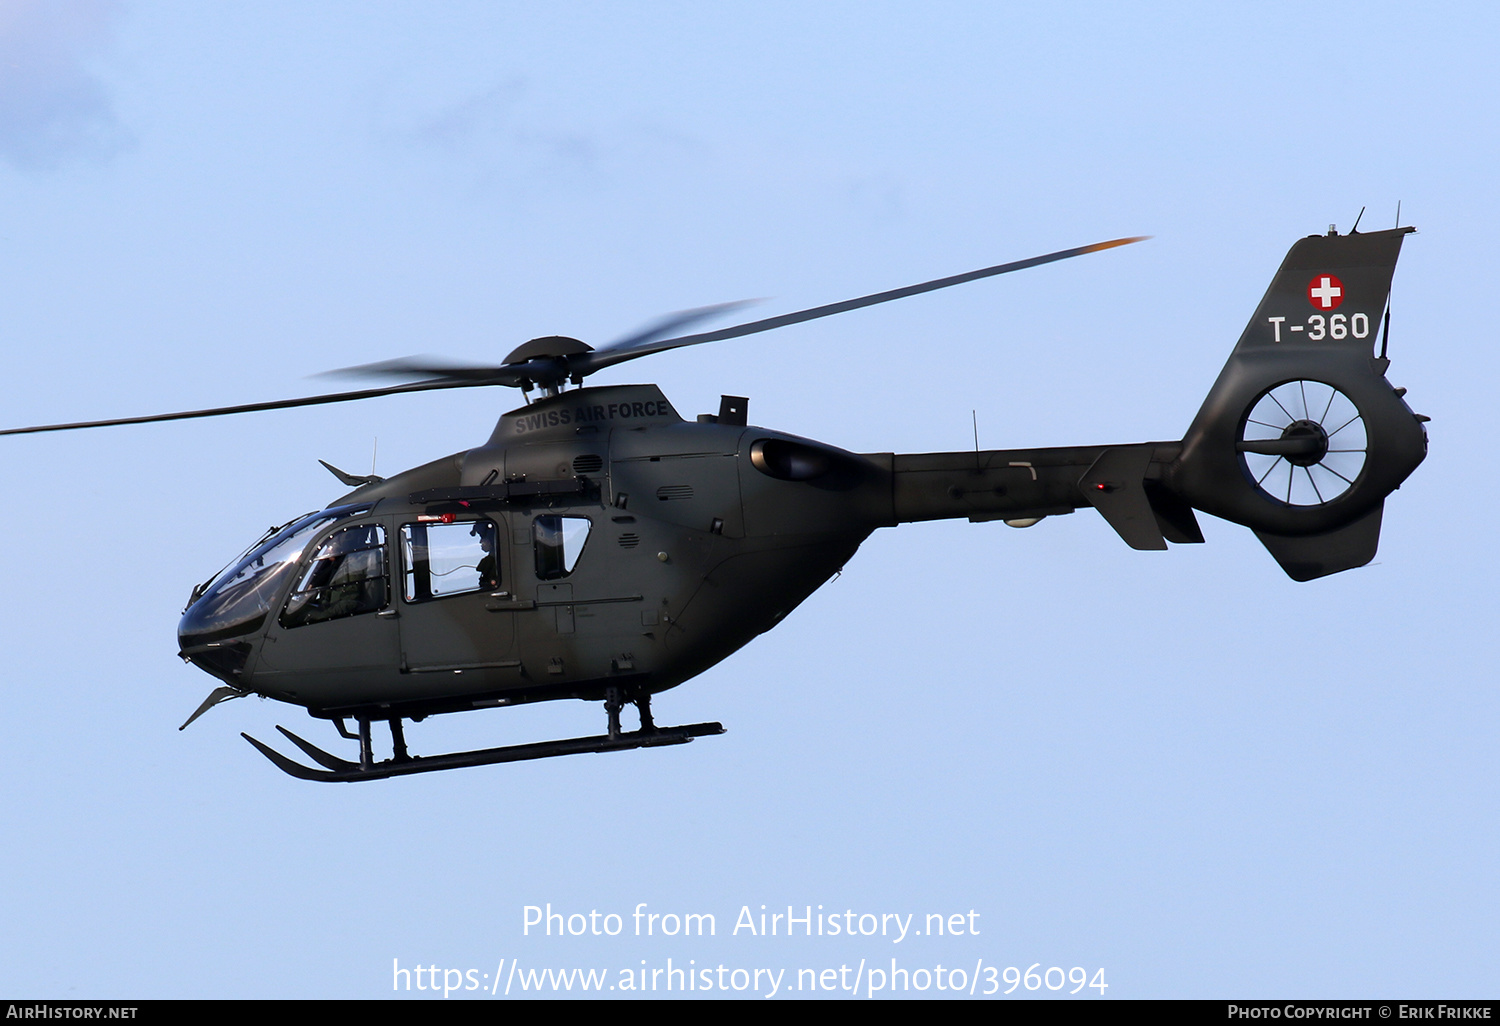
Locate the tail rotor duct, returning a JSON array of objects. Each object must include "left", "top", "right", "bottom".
[{"left": 1238, "top": 380, "right": 1367, "bottom": 507}]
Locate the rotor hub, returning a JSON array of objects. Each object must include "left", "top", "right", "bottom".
[
  {"left": 502, "top": 335, "right": 593, "bottom": 365},
  {"left": 1279, "top": 419, "right": 1329, "bottom": 467}
]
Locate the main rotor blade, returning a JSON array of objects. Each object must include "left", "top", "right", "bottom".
[
  {"left": 319, "top": 356, "right": 523, "bottom": 384},
  {"left": 0, "top": 378, "right": 486, "bottom": 436},
  {"left": 579, "top": 236, "right": 1148, "bottom": 374},
  {"left": 599, "top": 299, "right": 760, "bottom": 354}
]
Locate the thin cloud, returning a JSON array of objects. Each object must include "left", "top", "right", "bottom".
[
  {"left": 0, "top": 0, "right": 130, "bottom": 171},
  {"left": 407, "top": 79, "right": 527, "bottom": 152},
  {"left": 376, "top": 77, "right": 603, "bottom": 192}
]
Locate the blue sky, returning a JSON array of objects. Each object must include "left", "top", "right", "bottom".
[{"left": 1, "top": 0, "right": 1495, "bottom": 999}]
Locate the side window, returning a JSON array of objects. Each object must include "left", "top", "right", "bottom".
[
  {"left": 402, "top": 519, "right": 500, "bottom": 602},
  {"left": 534, "top": 515, "right": 592, "bottom": 580},
  {"left": 280, "top": 524, "right": 388, "bottom": 628}
]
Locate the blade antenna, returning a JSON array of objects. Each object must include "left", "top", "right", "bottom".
[{"left": 972, "top": 409, "right": 980, "bottom": 471}]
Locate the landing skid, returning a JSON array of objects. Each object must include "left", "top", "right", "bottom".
[{"left": 242, "top": 694, "right": 724, "bottom": 782}]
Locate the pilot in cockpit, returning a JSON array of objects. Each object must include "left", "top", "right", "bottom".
[{"left": 474, "top": 520, "right": 500, "bottom": 591}]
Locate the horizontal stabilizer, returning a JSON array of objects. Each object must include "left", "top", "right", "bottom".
[
  {"left": 1253, "top": 502, "right": 1384, "bottom": 581},
  {"left": 1080, "top": 447, "right": 1167, "bottom": 550}
]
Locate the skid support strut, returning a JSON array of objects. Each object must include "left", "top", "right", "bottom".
[
  {"left": 605, "top": 686, "right": 624, "bottom": 740},
  {"left": 605, "top": 688, "right": 656, "bottom": 739}
]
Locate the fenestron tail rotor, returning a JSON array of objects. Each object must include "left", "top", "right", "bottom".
[
  {"left": 0, "top": 237, "right": 1145, "bottom": 436},
  {"left": 1238, "top": 380, "right": 1368, "bottom": 506}
]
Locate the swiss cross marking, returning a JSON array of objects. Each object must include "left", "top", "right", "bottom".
[{"left": 1307, "top": 274, "right": 1345, "bottom": 310}]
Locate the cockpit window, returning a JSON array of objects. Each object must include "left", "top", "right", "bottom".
[
  {"left": 209, "top": 512, "right": 331, "bottom": 595},
  {"left": 280, "top": 524, "right": 388, "bottom": 628},
  {"left": 534, "top": 515, "right": 591, "bottom": 580},
  {"left": 179, "top": 504, "right": 372, "bottom": 644}
]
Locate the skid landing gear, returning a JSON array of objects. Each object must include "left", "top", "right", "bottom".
[{"left": 241, "top": 695, "right": 723, "bottom": 782}]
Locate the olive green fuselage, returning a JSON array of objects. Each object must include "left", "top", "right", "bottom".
[{"left": 179, "top": 383, "right": 1144, "bottom": 721}]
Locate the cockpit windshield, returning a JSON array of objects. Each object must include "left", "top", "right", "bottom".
[{"left": 179, "top": 505, "right": 371, "bottom": 645}]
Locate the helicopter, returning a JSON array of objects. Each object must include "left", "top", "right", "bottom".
[{"left": 2, "top": 224, "right": 1427, "bottom": 781}]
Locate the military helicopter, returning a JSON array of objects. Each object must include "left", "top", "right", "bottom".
[{"left": 2, "top": 224, "right": 1426, "bottom": 781}]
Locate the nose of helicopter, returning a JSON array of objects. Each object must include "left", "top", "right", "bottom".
[
  {"left": 178, "top": 505, "right": 372, "bottom": 686},
  {"left": 178, "top": 519, "right": 308, "bottom": 683},
  {"left": 178, "top": 556, "right": 274, "bottom": 656},
  {"left": 178, "top": 618, "right": 257, "bottom": 685},
  {"left": 178, "top": 584, "right": 265, "bottom": 685}
]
